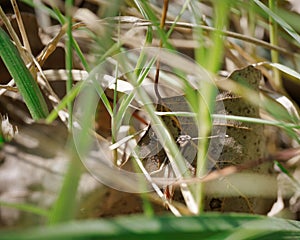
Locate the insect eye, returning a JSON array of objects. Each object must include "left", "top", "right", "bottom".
[
  {"left": 177, "top": 135, "right": 192, "bottom": 147},
  {"left": 149, "top": 130, "right": 158, "bottom": 141}
]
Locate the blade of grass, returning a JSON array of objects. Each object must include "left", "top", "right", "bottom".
[
  {"left": 268, "top": 0, "right": 282, "bottom": 92},
  {"left": 0, "top": 201, "right": 49, "bottom": 217},
  {"left": 212, "top": 114, "right": 299, "bottom": 129},
  {"left": 274, "top": 161, "right": 300, "bottom": 188},
  {"left": 3, "top": 213, "right": 300, "bottom": 239},
  {"left": 45, "top": 82, "right": 83, "bottom": 124},
  {"left": 214, "top": 113, "right": 299, "bottom": 142},
  {"left": 111, "top": 62, "right": 119, "bottom": 164},
  {"left": 0, "top": 28, "right": 49, "bottom": 119},
  {"left": 216, "top": 75, "right": 298, "bottom": 124},
  {"left": 113, "top": 56, "right": 156, "bottom": 134},
  {"left": 0, "top": 133, "right": 4, "bottom": 148},
  {"left": 65, "top": 0, "right": 74, "bottom": 129},
  {"left": 276, "top": 7, "right": 300, "bottom": 33},
  {"left": 254, "top": 0, "right": 300, "bottom": 45},
  {"left": 166, "top": 0, "right": 190, "bottom": 39},
  {"left": 71, "top": 36, "right": 90, "bottom": 72},
  {"left": 49, "top": 76, "right": 101, "bottom": 224},
  {"left": 259, "top": 62, "right": 300, "bottom": 86},
  {"left": 0, "top": 6, "right": 28, "bottom": 62},
  {"left": 48, "top": 0, "right": 88, "bottom": 225},
  {"left": 194, "top": 0, "right": 231, "bottom": 213},
  {"left": 111, "top": 54, "right": 157, "bottom": 216},
  {"left": 0, "top": 114, "right": 5, "bottom": 148},
  {"left": 11, "top": 0, "right": 32, "bottom": 54},
  {"left": 136, "top": 0, "right": 175, "bottom": 51},
  {"left": 43, "top": 5, "right": 90, "bottom": 72},
  {"left": 153, "top": 111, "right": 299, "bottom": 131},
  {"left": 48, "top": 144, "right": 83, "bottom": 224},
  {"left": 190, "top": 0, "right": 205, "bottom": 66}
]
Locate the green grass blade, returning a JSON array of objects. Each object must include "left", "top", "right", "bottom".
[
  {"left": 254, "top": 0, "right": 300, "bottom": 45},
  {"left": 113, "top": 56, "right": 156, "bottom": 133},
  {"left": 194, "top": 0, "right": 231, "bottom": 213},
  {"left": 48, "top": 80, "right": 99, "bottom": 225},
  {"left": 0, "top": 135, "right": 4, "bottom": 148},
  {"left": 2, "top": 213, "right": 300, "bottom": 239},
  {"left": 46, "top": 82, "right": 83, "bottom": 124},
  {"left": 136, "top": 0, "right": 175, "bottom": 50},
  {"left": 48, "top": 144, "right": 83, "bottom": 225},
  {"left": 0, "top": 28, "right": 49, "bottom": 120},
  {"left": 0, "top": 201, "right": 49, "bottom": 217},
  {"left": 268, "top": 0, "right": 281, "bottom": 90},
  {"left": 65, "top": 0, "right": 74, "bottom": 129},
  {"left": 0, "top": 117, "right": 4, "bottom": 148},
  {"left": 71, "top": 37, "right": 90, "bottom": 72}
]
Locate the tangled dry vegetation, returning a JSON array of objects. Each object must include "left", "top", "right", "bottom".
[{"left": 0, "top": 0, "right": 300, "bottom": 237}]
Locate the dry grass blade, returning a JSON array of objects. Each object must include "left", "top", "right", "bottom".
[
  {"left": 0, "top": 85, "right": 18, "bottom": 92},
  {"left": 0, "top": 6, "right": 30, "bottom": 63},
  {"left": 11, "top": 0, "right": 32, "bottom": 54},
  {"left": 109, "top": 16, "right": 297, "bottom": 57}
]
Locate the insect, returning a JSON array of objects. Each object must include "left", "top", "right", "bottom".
[
  {"left": 130, "top": 101, "right": 199, "bottom": 200},
  {"left": 137, "top": 104, "right": 181, "bottom": 170},
  {"left": 120, "top": 93, "right": 227, "bottom": 201}
]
